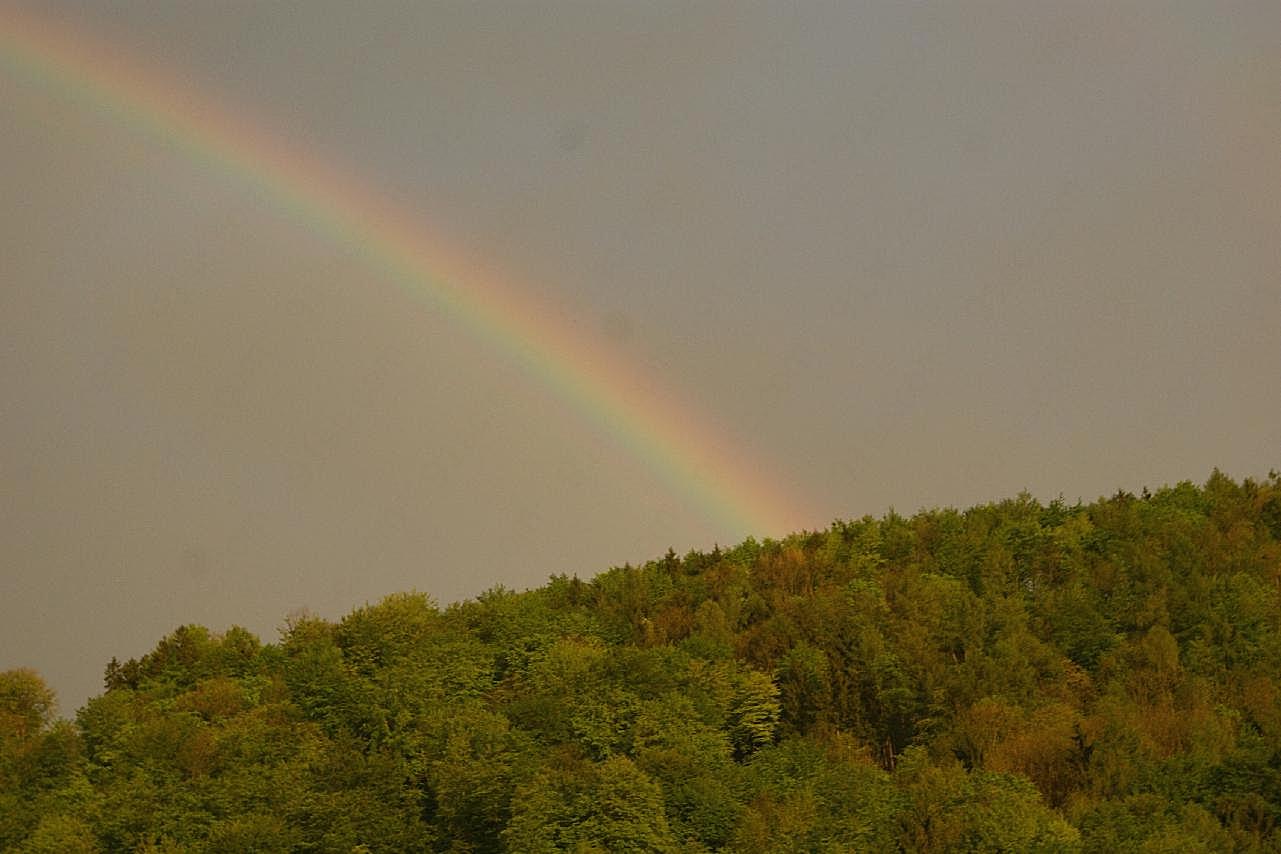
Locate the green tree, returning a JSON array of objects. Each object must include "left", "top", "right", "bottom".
[{"left": 504, "top": 755, "right": 678, "bottom": 852}]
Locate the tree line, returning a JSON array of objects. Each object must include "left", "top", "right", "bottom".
[{"left": 3, "top": 470, "right": 1280, "bottom": 851}]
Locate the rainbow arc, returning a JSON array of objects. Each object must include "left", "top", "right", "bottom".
[{"left": 0, "top": 8, "right": 814, "bottom": 537}]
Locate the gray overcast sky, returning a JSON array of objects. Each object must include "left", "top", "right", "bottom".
[{"left": 2, "top": 1, "right": 1278, "bottom": 714}]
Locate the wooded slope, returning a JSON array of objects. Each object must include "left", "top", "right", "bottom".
[{"left": 3, "top": 470, "right": 1280, "bottom": 851}]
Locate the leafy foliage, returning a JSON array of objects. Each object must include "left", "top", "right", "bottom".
[{"left": 3, "top": 470, "right": 1281, "bottom": 851}]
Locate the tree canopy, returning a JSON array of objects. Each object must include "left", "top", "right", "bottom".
[{"left": 3, "top": 470, "right": 1280, "bottom": 851}]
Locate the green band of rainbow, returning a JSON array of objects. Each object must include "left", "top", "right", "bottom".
[{"left": 1, "top": 9, "right": 813, "bottom": 538}]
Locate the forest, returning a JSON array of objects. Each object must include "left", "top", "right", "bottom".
[{"left": 2, "top": 470, "right": 1280, "bottom": 852}]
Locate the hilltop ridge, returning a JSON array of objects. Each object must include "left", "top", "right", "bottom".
[{"left": 3, "top": 470, "right": 1280, "bottom": 851}]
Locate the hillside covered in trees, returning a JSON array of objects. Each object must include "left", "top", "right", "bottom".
[{"left": 3, "top": 471, "right": 1281, "bottom": 852}]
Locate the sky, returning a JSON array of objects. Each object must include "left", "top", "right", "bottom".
[{"left": 2, "top": 1, "right": 1278, "bottom": 715}]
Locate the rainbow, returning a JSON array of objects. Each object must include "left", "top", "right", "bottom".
[{"left": 0, "top": 9, "right": 814, "bottom": 538}]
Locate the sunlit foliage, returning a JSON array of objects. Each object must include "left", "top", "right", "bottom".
[{"left": 2, "top": 470, "right": 1279, "bottom": 851}]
